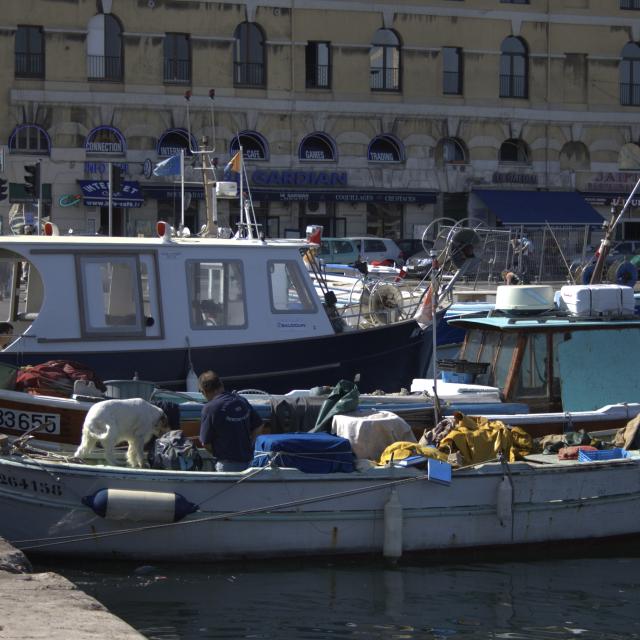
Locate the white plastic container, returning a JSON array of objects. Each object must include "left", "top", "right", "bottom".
[
  {"left": 560, "top": 284, "right": 635, "bottom": 317},
  {"left": 495, "top": 285, "right": 555, "bottom": 313}
]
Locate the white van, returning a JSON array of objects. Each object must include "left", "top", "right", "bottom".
[{"left": 347, "top": 237, "right": 403, "bottom": 266}]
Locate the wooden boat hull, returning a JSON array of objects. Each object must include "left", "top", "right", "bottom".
[{"left": 1, "top": 453, "right": 639, "bottom": 561}]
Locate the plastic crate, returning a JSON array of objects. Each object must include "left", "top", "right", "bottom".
[
  {"left": 441, "top": 370, "right": 474, "bottom": 384},
  {"left": 578, "top": 448, "right": 631, "bottom": 463}
]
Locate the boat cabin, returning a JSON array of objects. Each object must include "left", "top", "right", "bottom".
[{"left": 448, "top": 285, "right": 640, "bottom": 414}]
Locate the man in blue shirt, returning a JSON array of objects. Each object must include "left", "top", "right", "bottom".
[{"left": 198, "top": 370, "right": 263, "bottom": 472}]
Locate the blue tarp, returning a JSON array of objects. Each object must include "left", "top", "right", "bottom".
[
  {"left": 251, "top": 433, "right": 355, "bottom": 473},
  {"left": 472, "top": 189, "right": 604, "bottom": 225}
]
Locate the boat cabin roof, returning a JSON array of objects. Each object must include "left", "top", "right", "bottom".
[{"left": 449, "top": 312, "right": 640, "bottom": 331}]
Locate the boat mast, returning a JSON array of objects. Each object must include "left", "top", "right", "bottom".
[{"left": 185, "top": 89, "right": 219, "bottom": 238}]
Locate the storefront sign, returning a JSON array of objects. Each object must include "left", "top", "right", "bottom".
[
  {"left": 584, "top": 172, "right": 640, "bottom": 193},
  {"left": 59, "top": 194, "right": 82, "bottom": 207},
  {"left": 492, "top": 172, "right": 538, "bottom": 185},
  {"left": 252, "top": 170, "right": 348, "bottom": 187},
  {"left": 84, "top": 162, "right": 129, "bottom": 175},
  {"left": 251, "top": 188, "right": 436, "bottom": 205},
  {"left": 85, "top": 126, "right": 127, "bottom": 155},
  {"left": 79, "top": 180, "right": 143, "bottom": 208}
]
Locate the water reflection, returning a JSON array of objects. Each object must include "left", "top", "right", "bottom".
[{"left": 36, "top": 553, "right": 640, "bottom": 639}]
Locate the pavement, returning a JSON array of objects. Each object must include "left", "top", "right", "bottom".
[{"left": 0, "top": 537, "right": 144, "bottom": 640}]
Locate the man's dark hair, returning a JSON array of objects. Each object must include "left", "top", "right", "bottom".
[{"left": 198, "top": 370, "right": 223, "bottom": 394}]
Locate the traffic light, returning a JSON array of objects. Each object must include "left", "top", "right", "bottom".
[
  {"left": 24, "top": 163, "right": 40, "bottom": 199},
  {"left": 0, "top": 179, "right": 7, "bottom": 202},
  {"left": 111, "top": 165, "right": 122, "bottom": 193}
]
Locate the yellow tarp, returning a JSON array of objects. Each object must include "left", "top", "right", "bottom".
[
  {"left": 438, "top": 414, "right": 534, "bottom": 466},
  {"left": 379, "top": 441, "right": 449, "bottom": 466}
]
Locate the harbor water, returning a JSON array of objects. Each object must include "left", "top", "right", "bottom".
[{"left": 35, "top": 546, "right": 640, "bottom": 639}]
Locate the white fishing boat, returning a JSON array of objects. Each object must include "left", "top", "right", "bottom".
[{"left": 0, "top": 433, "right": 639, "bottom": 561}]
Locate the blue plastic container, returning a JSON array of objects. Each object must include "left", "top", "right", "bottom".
[
  {"left": 578, "top": 448, "right": 630, "bottom": 463},
  {"left": 441, "top": 371, "right": 474, "bottom": 384}
]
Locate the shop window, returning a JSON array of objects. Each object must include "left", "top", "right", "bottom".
[
  {"left": 186, "top": 260, "right": 246, "bottom": 329},
  {"left": 157, "top": 128, "right": 196, "bottom": 157},
  {"left": 234, "top": 22, "right": 265, "bottom": 87},
  {"left": 230, "top": 131, "right": 269, "bottom": 161},
  {"left": 87, "top": 13, "right": 123, "bottom": 81},
  {"left": 15, "top": 26, "right": 44, "bottom": 78},
  {"left": 368, "top": 135, "right": 404, "bottom": 163},
  {"left": 299, "top": 133, "right": 336, "bottom": 162}
]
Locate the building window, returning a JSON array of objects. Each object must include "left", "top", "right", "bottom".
[
  {"left": 500, "top": 36, "right": 528, "bottom": 98},
  {"left": 306, "top": 42, "right": 331, "bottom": 89},
  {"left": 368, "top": 135, "right": 404, "bottom": 163},
  {"left": 164, "top": 33, "right": 191, "bottom": 84},
  {"left": 8, "top": 124, "right": 51, "bottom": 155},
  {"left": 620, "top": 42, "right": 640, "bottom": 106},
  {"left": 499, "top": 138, "right": 530, "bottom": 163},
  {"left": 621, "top": 0, "right": 640, "bottom": 9},
  {"left": 15, "top": 26, "right": 44, "bottom": 78},
  {"left": 234, "top": 22, "right": 265, "bottom": 87},
  {"left": 439, "top": 137, "right": 468, "bottom": 164},
  {"left": 230, "top": 131, "right": 269, "bottom": 161},
  {"left": 443, "top": 47, "right": 462, "bottom": 95},
  {"left": 87, "top": 13, "right": 123, "bottom": 81},
  {"left": 299, "top": 133, "right": 336, "bottom": 162},
  {"left": 501, "top": 0, "right": 529, "bottom": 3},
  {"left": 370, "top": 28, "right": 401, "bottom": 91}
]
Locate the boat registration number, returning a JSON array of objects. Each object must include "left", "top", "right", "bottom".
[{"left": 0, "top": 408, "right": 61, "bottom": 434}]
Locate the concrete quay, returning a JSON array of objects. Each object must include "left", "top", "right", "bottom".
[{"left": 0, "top": 538, "right": 144, "bottom": 640}]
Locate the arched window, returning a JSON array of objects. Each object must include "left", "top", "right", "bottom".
[
  {"left": 620, "top": 42, "right": 640, "bottom": 106},
  {"left": 230, "top": 131, "right": 269, "bottom": 161},
  {"left": 15, "top": 25, "right": 44, "bottom": 78},
  {"left": 500, "top": 36, "right": 528, "bottom": 99},
  {"left": 234, "top": 22, "right": 265, "bottom": 87},
  {"left": 618, "top": 142, "right": 640, "bottom": 170},
  {"left": 499, "top": 138, "right": 529, "bottom": 163},
  {"left": 438, "top": 137, "right": 468, "bottom": 165},
  {"left": 87, "top": 13, "right": 123, "bottom": 81},
  {"left": 8, "top": 124, "right": 51, "bottom": 155},
  {"left": 85, "top": 126, "right": 126, "bottom": 155},
  {"left": 370, "top": 28, "right": 401, "bottom": 91},
  {"left": 157, "top": 128, "right": 197, "bottom": 157},
  {"left": 368, "top": 135, "right": 404, "bottom": 163},
  {"left": 560, "top": 141, "right": 590, "bottom": 171},
  {"left": 298, "top": 133, "right": 336, "bottom": 162}
]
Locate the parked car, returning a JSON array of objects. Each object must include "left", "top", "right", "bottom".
[
  {"left": 396, "top": 239, "right": 424, "bottom": 263},
  {"left": 347, "top": 237, "right": 403, "bottom": 266},
  {"left": 403, "top": 249, "right": 434, "bottom": 279},
  {"left": 316, "top": 237, "right": 362, "bottom": 266}
]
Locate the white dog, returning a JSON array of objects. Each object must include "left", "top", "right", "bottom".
[{"left": 75, "top": 398, "right": 170, "bottom": 468}]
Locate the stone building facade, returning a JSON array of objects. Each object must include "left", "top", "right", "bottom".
[{"left": 0, "top": 0, "right": 639, "bottom": 239}]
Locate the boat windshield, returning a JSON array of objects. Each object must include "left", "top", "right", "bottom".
[{"left": 461, "top": 329, "right": 517, "bottom": 388}]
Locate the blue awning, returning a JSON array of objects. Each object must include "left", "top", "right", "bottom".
[{"left": 472, "top": 189, "right": 604, "bottom": 225}]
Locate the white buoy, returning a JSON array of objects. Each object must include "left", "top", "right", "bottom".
[
  {"left": 186, "top": 366, "right": 199, "bottom": 392},
  {"left": 496, "top": 475, "right": 513, "bottom": 527},
  {"left": 383, "top": 489, "right": 403, "bottom": 560}
]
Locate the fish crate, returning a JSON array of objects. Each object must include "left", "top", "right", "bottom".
[
  {"left": 577, "top": 448, "right": 631, "bottom": 463},
  {"left": 437, "top": 359, "right": 489, "bottom": 384}
]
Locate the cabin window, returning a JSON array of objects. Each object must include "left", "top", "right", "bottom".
[
  {"left": 186, "top": 260, "right": 246, "bottom": 329},
  {"left": 77, "top": 255, "right": 144, "bottom": 337},
  {"left": 461, "top": 329, "right": 484, "bottom": 363},
  {"left": 513, "top": 333, "right": 548, "bottom": 398},
  {"left": 493, "top": 333, "right": 518, "bottom": 389},
  {"left": 268, "top": 260, "right": 316, "bottom": 313}
]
